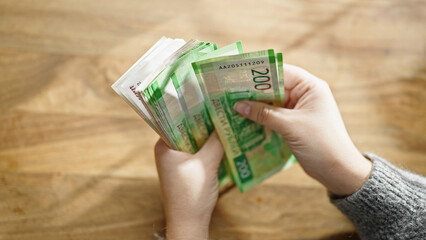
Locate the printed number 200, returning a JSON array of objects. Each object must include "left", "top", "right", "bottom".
[
  {"left": 251, "top": 68, "right": 271, "bottom": 90},
  {"left": 236, "top": 161, "right": 251, "bottom": 179}
]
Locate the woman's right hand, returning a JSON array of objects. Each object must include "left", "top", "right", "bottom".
[{"left": 233, "top": 64, "right": 372, "bottom": 196}]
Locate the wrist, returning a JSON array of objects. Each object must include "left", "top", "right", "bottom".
[
  {"left": 324, "top": 151, "right": 373, "bottom": 196},
  {"left": 166, "top": 219, "right": 210, "bottom": 240}
]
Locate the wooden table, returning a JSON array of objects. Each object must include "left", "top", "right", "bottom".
[{"left": 1, "top": 0, "right": 425, "bottom": 239}]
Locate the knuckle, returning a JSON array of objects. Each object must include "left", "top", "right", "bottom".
[
  {"left": 256, "top": 105, "right": 271, "bottom": 124},
  {"left": 315, "top": 78, "right": 329, "bottom": 88},
  {"left": 314, "top": 79, "right": 331, "bottom": 93},
  {"left": 319, "top": 79, "right": 330, "bottom": 89}
]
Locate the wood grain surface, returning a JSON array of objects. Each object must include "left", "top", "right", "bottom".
[{"left": 0, "top": 0, "right": 425, "bottom": 239}]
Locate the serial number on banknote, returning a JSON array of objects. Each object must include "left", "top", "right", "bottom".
[{"left": 218, "top": 60, "right": 265, "bottom": 70}]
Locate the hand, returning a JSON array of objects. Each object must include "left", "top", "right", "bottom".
[
  {"left": 233, "top": 64, "right": 372, "bottom": 196},
  {"left": 154, "top": 132, "right": 224, "bottom": 240}
]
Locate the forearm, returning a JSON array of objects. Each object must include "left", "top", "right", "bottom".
[{"left": 318, "top": 147, "right": 373, "bottom": 196}]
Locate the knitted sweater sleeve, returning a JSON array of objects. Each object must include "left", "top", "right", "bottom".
[{"left": 330, "top": 153, "right": 426, "bottom": 240}]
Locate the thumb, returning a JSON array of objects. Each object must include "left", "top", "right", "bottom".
[
  {"left": 196, "top": 131, "right": 224, "bottom": 169},
  {"left": 233, "top": 100, "right": 290, "bottom": 134}
]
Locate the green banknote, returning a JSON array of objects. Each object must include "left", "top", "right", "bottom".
[
  {"left": 171, "top": 42, "right": 243, "bottom": 190},
  {"left": 192, "top": 49, "right": 295, "bottom": 192},
  {"left": 140, "top": 42, "right": 235, "bottom": 191},
  {"left": 137, "top": 39, "right": 201, "bottom": 149},
  {"left": 142, "top": 42, "right": 211, "bottom": 153}
]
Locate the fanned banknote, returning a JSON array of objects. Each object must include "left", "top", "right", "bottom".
[
  {"left": 112, "top": 37, "right": 186, "bottom": 145},
  {"left": 138, "top": 41, "right": 235, "bottom": 190}
]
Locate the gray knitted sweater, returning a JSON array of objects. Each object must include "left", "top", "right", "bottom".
[{"left": 330, "top": 153, "right": 426, "bottom": 240}]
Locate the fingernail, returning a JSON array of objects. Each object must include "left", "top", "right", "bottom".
[{"left": 234, "top": 102, "right": 251, "bottom": 116}]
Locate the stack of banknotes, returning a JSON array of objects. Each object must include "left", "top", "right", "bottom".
[{"left": 112, "top": 37, "right": 296, "bottom": 192}]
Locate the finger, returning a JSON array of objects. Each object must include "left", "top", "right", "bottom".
[
  {"left": 233, "top": 100, "right": 290, "bottom": 133},
  {"left": 283, "top": 64, "right": 308, "bottom": 90},
  {"left": 196, "top": 131, "right": 224, "bottom": 169},
  {"left": 154, "top": 138, "right": 188, "bottom": 167},
  {"left": 283, "top": 64, "right": 318, "bottom": 89},
  {"left": 154, "top": 138, "right": 169, "bottom": 158},
  {"left": 283, "top": 64, "right": 321, "bottom": 109}
]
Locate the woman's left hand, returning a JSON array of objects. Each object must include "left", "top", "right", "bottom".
[{"left": 154, "top": 132, "right": 224, "bottom": 240}]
